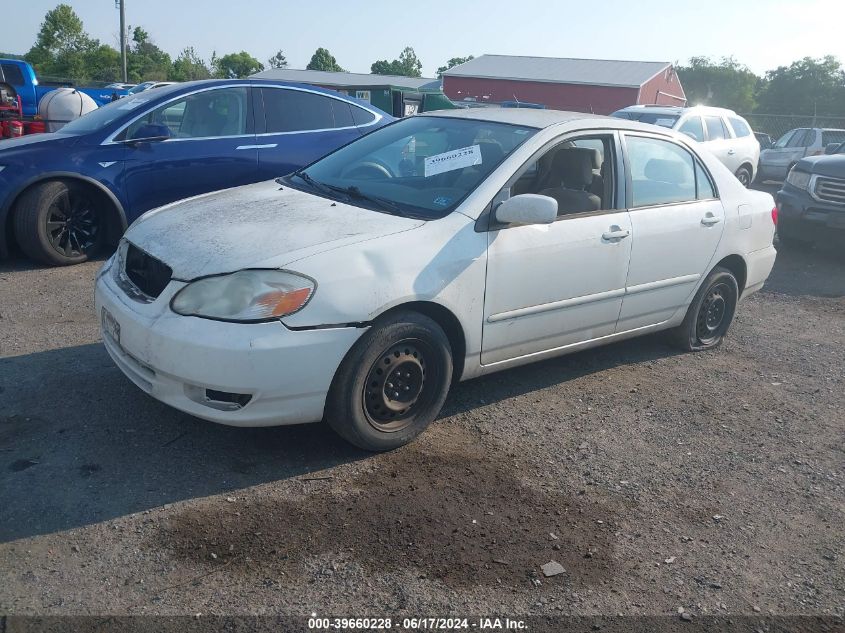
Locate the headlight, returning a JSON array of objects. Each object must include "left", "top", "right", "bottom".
[
  {"left": 171, "top": 270, "right": 315, "bottom": 322},
  {"left": 786, "top": 169, "right": 811, "bottom": 190}
]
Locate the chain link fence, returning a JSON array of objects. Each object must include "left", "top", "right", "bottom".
[{"left": 740, "top": 113, "right": 845, "bottom": 139}]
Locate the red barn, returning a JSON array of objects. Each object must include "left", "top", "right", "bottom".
[{"left": 442, "top": 55, "right": 686, "bottom": 115}]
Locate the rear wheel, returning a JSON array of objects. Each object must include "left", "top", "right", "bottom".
[
  {"left": 13, "top": 180, "right": 105, "bottom": 266},
  {"left": 325, "top": 310, "right": 453, "bottom": 451},
  {"left": 669, "top": 267, "right": 739, "bottom": 352},
  {"left": 735, "top": 165, "right": 752, "bottom": 187}
]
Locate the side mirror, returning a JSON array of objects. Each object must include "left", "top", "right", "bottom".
[
  {"left": 494, "top": 194, "right": 557, "bottom": 225},
  {"left": 824, "top": 143, "right": 840, "bottom": 155},
  {"left": 127, "top": 123, "right": 171, "bottom": 143}
]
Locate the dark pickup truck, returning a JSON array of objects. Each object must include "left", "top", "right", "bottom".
[{"left": 776, "top": 142, "right": 845, "bottom": 247}]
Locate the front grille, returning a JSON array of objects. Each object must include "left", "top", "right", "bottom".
[
  {"left": 124, "top": 243, "right": 172, "bottom": 299},
  {"left": 814, "top": 176, "right": 845, "bottom": 205}
]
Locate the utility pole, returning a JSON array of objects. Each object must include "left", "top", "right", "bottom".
[{"left": 117, "top": 0, "right": 127, "bottom": 82}]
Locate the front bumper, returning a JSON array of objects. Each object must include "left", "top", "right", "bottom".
[
  {"left": 776, "top": 184, "right": 845, "bottom": 240},
  {"left": 94, "top": 258, "right": 365, "bottom": 427}
]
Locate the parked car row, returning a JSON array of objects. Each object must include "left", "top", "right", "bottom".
[
  {"left": 0, "top": 79, "right": 391, "bottom": 265},
  {"left": 775, "top": 139, "right": 845, "bottom": 247},
  {"left": 758, "top": 127, "right": 845, "bottom": 182}
]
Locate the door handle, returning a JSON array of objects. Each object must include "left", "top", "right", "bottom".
[
  {"left": 701, "top": 215, "right": 722, "bottom": 226},
  {"left": 602, "top": 227, "right": 630, "bottom": 241},
  {"left": 727, "top": 149, "right": 736, "bottom": 155}
]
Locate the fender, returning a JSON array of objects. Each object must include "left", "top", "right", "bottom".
[{"left": 0, "top": 171, "right": 128, "bottom": 259}]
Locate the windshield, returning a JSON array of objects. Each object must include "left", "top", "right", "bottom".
[
  {"left": 293, "top": 116, "right": 537, "bottom": 219},
  {"left": 612, "top": 111, "right": 680, "bottom": 128},
  {"left": 58, "top": 94, "right": 156, "bottom": 135}
]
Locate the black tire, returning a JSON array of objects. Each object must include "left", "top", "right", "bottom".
[
  {"left": 325, "top": 310, "right": 453, "bottom": 451},
  {"left": 13, "top": 180, "right": 105, "bottom": 266},
  {"left": 735, "top": 165, "right": 752, "bottom": 188},
  {"left": 669, "top": 267, "right": 739, "bottom": 352}
]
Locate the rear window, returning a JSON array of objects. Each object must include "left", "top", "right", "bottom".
[
  {"left": 822, "top": 131, "right": 845, "bottom": 146},
  {"left": 613, "top": 111, "right": 679, "bottom": 128},
  {"left": 261, "top": 88, "right": 346, "bottom": 133},
  {"left": 729, "top": 117, "right": 752, "bottom": 138},
  {"left": 351, "top": 106, "right": 376, "bottom": 126},
  {"left": 0, "top": 63, "right": 24, "bottom": 86}
]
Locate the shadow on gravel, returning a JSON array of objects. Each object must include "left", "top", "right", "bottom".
[
  {"left": 0, "top": 343, "right": 367, "bottom": 543},
  {"left": 1, "top": 333, "right": 679, "bottom": 544},
  {"left": 765, "top": 242, "right": 845, "bottom": 298}
]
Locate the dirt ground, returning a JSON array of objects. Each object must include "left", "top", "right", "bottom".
[{"left": 0, "top": 235, "right": 843, "bottom": 627}]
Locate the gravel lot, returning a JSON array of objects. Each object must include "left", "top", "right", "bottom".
[{"left": 0, "top": 231, "right": 843, "bottom": 626}]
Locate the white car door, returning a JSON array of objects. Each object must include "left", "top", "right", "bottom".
[
  {"left": 616, "top": 133, "right": 725, "bottom": 331},
  {"left": 481, "top": 133, "right": 632, "bottom": 365}
]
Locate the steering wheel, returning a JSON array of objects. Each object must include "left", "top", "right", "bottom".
[{"left": 343, "top": 161, "right": 393, "bottom": 180}]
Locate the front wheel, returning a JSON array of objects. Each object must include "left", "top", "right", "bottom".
[
  {"left": 13, "top": 180, "right": 105, "bottom": 266},
  {"left": 669, "top": 267, "right": 739, "bottom": 351},
  {"left": 325, "top": 310, "right": 453, "bottom": 451}
]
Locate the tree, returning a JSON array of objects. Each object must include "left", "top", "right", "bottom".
[
  {"left": 437, "top": 55, "right": 473, "bottom": 77},
  {"left": 676, "top": 56, "right": 759, "bottom": 113},
  {"left": 371, "top": 46, "right": 422, "bottom": 77},
  {"left": 212, "top": 51, "right": 263, "bottom": 78},
  {"left": 169, "top": 47, "right": 211, "bottom": 81},
  {"left": 25, "top": 4, "right": 96, "bottom": 80},
  {"left": 126, "top": 26, "right": 171, "bottom": 82},
  {"left": 306, "top": 47, "right": 344, "bottom": 72},
  {"left": 755, "top": 56, "right": 845, "bottom": 116},
  {"left": 267, "top": 50, "right": 288, "bottom": 69}
]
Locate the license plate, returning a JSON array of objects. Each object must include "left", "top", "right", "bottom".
[{"left": 101, "top": 307, "right": 121, "bottom": 346}]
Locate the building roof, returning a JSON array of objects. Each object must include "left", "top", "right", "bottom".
[
  {"left": 251, "top": 68, "right": 441, "bottom": 91},
  {"left": 442, "top": 54, "right": 672, "bottom": 88},
  {"left": 420, "top": 107, "right": 613, "bottom": 129}
]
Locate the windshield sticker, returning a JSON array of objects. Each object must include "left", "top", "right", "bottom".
[
  {"left": 424, "top": 144, "right": 481, "bottom": 178},
  {"left": 432, "top": 196, "right": 453, "bottom": 207},
  {"left": 117, "top": 97, "right": 150, "bottom": 110}
]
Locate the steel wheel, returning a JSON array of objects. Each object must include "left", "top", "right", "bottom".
[
  {"left": 696, "top": 282, "right": 731, "bottom": 345},
  {"left": 363, "top": 339, "right": 437, "bottom": 433},
  {"left": 46, "top": 189, "right": 99, "bottom": 258}
]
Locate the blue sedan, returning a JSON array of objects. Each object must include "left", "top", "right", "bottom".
[{"left": 0, "top": 79, "right": 392, "bottom": 265}]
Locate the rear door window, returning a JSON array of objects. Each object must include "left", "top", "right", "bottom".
[
  {"left": 261, "top": 88, "right": 339, "bottom": 133},
  {"left": 822, "top": 131, "right": 845, "bottom": 146},
  {"left": 626, "top": 135, "right": 697, "bottom": 207},
  {"left": 704, "top": 116, "right": 726, "bottom": 141}
]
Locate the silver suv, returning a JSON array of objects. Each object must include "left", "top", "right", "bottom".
[
  {"left": 758, "top": 127, "right": 845, "bottom": 182},
  {"left": 611, "top": 105, "right": 760, "bottom": 186}
]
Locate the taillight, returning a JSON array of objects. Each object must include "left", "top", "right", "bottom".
[{"left": 771, "top": 206, "right": 779, "bottom": 226}]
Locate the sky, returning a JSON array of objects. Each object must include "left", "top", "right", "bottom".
[{"left": 3, "top": 0, "right": 844, "bottom": 78}]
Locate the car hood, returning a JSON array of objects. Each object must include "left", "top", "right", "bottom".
[
  {"left": 797, "top": 154, "right": 845, "bottom": 178},
  {"left": 0, "top": 132, "right": 74, "bottom": 153},
  {"left": 125, "top": 179, "right": 426, "bottom": 279}
]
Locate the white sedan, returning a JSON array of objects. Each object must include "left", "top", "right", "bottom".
[{"left": 95, "top": 109, "right": 778, "bottom": 451}]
